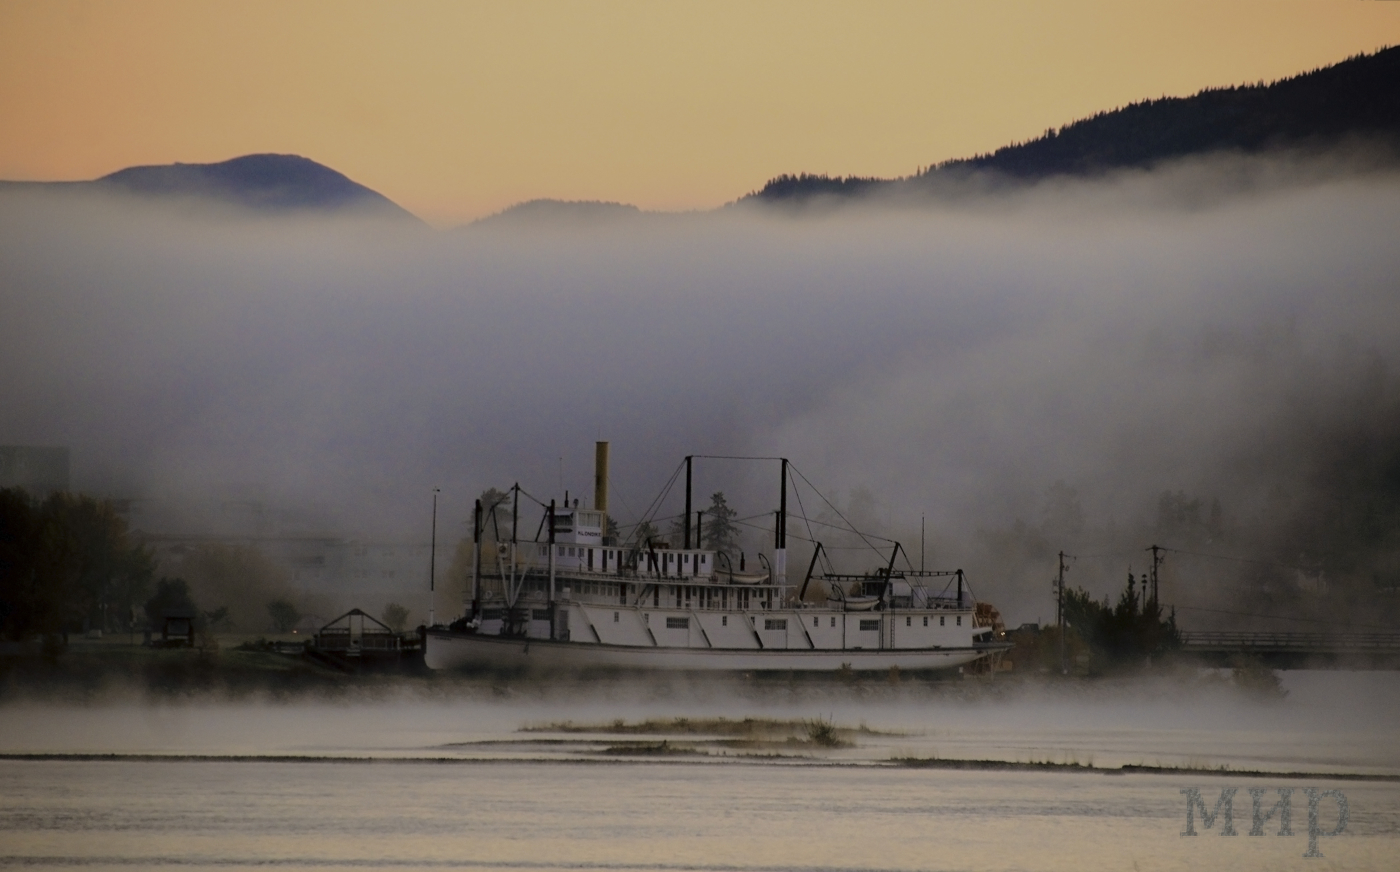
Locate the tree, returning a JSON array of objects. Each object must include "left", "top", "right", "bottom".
[
  {"left": 666, "top": 515, "right": 687, "bottom": 548},
  {"left": 266, "top": 599, "right": 301, "bottom": 633},
  {"left": 632, "top": 519, "right": 660, "bottom": 549},
  {"left": 0, "top": 488, "right": 154, "bottom": 639},
  {"left": 479, "top": 488, "right": 511, "bottom": 541},
  {"left": 381, "top": 602, "right": 410, "bottom": 633},
  {"left": 1061, "top": 572, "right": 1180, "bottom": 669},
  {"left": 177, "top": 542, "right": 292, "bottom": 632},
  {"left": 1039, "top": 480, "right": 1085, "bottom": 544},
  {"left": 702, "top": 492, "right": 738, "bottom": 556}
]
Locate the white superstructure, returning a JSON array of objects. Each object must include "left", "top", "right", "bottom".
[{"left": 425, "top": 447, "right": 1005, "bottom": 673}]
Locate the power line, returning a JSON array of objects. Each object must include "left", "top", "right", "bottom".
[
  {"left": 1163, "top": 546, "right": 1320, "bottom": 574},
  {"left": 787, "top": 463, "right": 886, "bottom": 560}
]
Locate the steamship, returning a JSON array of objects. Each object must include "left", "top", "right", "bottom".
[{"left": 424, "top": 445, "right": 1007, "bottom": 672}]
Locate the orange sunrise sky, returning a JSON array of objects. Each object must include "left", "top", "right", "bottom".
[{"left": 2, "top": 1, "right": 1398, "bottom": 225}]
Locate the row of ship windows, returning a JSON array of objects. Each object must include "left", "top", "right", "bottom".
[{"left": 640, "top": 615, "right": 962, "bottom": 630}]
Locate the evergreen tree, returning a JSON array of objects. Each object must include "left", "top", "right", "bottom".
[
  {"left": 702, "top": 492, "right": 738, "bottom": 556},
  {"left": 633, "top": 519, "right": 660, "bottom": 549},
  {"left": 478, "top": 488, "right": 511, "bottom": 541},
  {"left": 1060, "top": 571, "right": 1180, "bottom": 668}
]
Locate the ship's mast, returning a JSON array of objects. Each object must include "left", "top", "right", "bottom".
[
  {"left": 776, "top": 458, "right": 788, "bottom": 591},
  {"left": 683, "top": 456, "right": 694, "bottom": 545},
  {"left": 471, "top": 498, "right": 482, "bottom": 614},
  {"left": 429, "top": 487, "right": 439, "bottom": 627},
  {"left": 548, "top": 499, "right": 556, "bottom": 606}
]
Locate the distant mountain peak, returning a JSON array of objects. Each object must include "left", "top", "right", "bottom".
[
  {"left": 0, "top": 153, "right": 421, "bottom": 223},
  {"left": 97, "top": 153, "right": 420, "bottom": 221},
  {"left": 467, "top": 198, "right": 643, "bottom": 230}
]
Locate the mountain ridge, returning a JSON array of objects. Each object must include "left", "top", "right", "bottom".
[
  {"left": 3, "top": 46, "right": 1396, "bottom": 223},
  {"left": 748, "top": 45, "right": 1400, "bottom": 204}
]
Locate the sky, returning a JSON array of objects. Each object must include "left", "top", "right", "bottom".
[{"left": 2, "top": 1, "right": 1399, "bottom": 225}]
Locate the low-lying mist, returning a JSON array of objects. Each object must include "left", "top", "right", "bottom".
[
  {"left": 2, "top": 669, "right": 1396, "bottom": 774},
  {"left": 3, "top": 153, "right": 1398, "bottom": 628}
]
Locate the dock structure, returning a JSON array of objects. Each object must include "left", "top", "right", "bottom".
[{"left": 309, "top": 609, "right": 419, "bottom": 670}]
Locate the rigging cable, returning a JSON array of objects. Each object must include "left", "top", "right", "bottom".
[{"left": 787, "top": 463, "right": 886, "bottom": 560}]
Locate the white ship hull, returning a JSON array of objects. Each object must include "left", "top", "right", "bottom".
[{"left": 425, "top": 628, "right": 989, "bottom": 672}]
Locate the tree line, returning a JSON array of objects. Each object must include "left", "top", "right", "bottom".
[
  {"left": 0, "top": 487, "right": 313, "bottom": 642},
  {"left": 0, "top": 488, "right": 155, "bottom": 640}
]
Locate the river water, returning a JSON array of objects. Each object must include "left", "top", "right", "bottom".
[{"left": 1, "top": 670, "right": 1397, "bottom": 871}]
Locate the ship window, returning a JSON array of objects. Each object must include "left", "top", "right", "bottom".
[
  {"left": 666, "top": 617, "right": 689, "bottom": 629},
  {"left": 923, "top": 616, "right": 929, "bottom": 627},
  {"left": 957, "top": 616, "right": 962, "bottom": 626},
  {"left": 813, "top": 617, "right": 819, "bottom": 627},
  {"left": 940, "top": 616, "right": 945, "bottom": 626},
  {"left": 701, "top": 556, "right": 708, "bottom": 565},
  {"left": 906, "top": 616, "right": 911, "bottom": 627},
  {"left": 830, "top": 617, "right": 836, "bottom": 627},
  {"left": 721, "top": 615, "right": 727, "bottom": 626},
  {"left": 860, "top": 619, "right": 880, "bottom": 632},
  {"left": 765, "top": 619, "right": 787, "bottom": 630},
  {"left": 613, "top": 611, "right": 619, "bottom": 622}
]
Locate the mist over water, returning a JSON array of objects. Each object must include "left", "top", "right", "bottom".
[
  {"left": 3, "top": 157, "right": 1400, "bottom": 623},
  {"left": 2, "top": 670, "right": 1396, "bottom": 774},
  {"left": 2, "top": 671, "right": 1397, "bottom": 871}
]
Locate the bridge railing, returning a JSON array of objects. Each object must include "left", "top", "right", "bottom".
[{"left": 1179, "top": 631, "right": 1400, "bottom": 653}]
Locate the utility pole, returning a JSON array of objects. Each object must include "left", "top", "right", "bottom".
[
  {"left": 547, "top": 500, "right": 556, "bottom": 608},
  {"left": 1147, "top": 544, "right": 1163, "bottom": 606},
  {"left": 1056, "top": 550, "right": 1068, "bottom": 675}
]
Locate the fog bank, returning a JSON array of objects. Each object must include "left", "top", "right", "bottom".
[{"left": 3, "top": 156, "right": 1398, "bottom": 625}]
